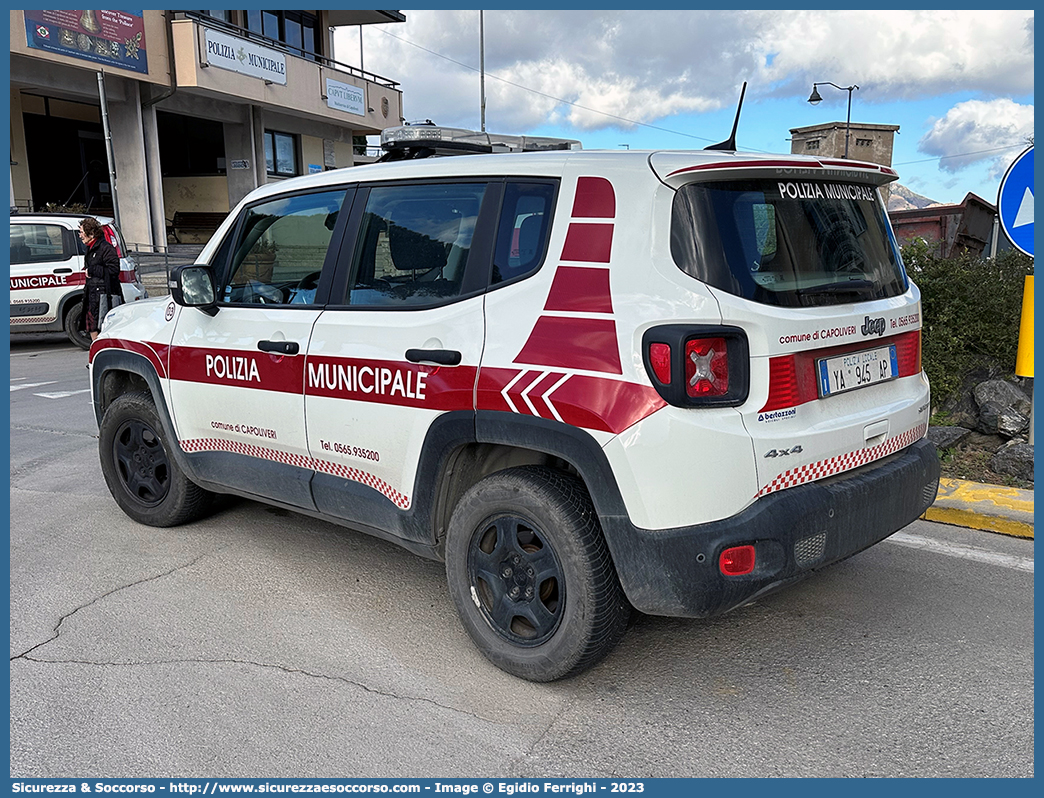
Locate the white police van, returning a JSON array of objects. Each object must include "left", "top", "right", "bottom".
[
  {"left": 10, "top": 213, "right": 147, "bottom": 348},
  {"left": 89, "top": 123, "right": 939, "bottom": 681}
]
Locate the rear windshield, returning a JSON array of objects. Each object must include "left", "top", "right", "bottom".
[{"left": 670, "top": 179, "right": 908, "bottom": 307}]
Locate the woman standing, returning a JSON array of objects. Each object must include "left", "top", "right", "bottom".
[{"left": 79, "top": 217, "right": 121, "bottom": 341}]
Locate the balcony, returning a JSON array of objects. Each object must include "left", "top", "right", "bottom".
[{"left": 169, "top": 14, "right": 402, "bottom": 134}]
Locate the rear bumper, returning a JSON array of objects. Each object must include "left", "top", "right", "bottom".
[{"left": 602, "top": 438, "right": 940, "bottom": 617}]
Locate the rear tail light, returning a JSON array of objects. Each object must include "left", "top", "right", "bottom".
[
  {"left": 720, "top": 545, "right": 756, "bottom": 576},
  {"left": 642, "top": 325, "right": 749, "bottom": 408},
  {"left": 685, "top": 337, "right": 729, "bottom": 397},
  {"left": 894, "top": 330, "right": 921, "bottom": 374}
]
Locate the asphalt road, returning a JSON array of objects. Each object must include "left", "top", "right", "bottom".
[{"left": 9, "top": 335, "right": 1035, "bottom": 778}]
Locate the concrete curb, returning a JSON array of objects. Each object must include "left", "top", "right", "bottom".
[{"left": 924, "top": 478, "right": 1034, "bottom": 539}]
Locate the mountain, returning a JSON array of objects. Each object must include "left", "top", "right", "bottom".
[{"left": 888, "top": 184, "right": 943, "bottom": 212}]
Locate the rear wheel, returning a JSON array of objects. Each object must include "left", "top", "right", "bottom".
[
  {"left": 64, "top": 300, "right": 91, "bottom": 350},
  {"left": 445, "top": 466, "right": 630, "bottom": 681},
  {"left": 99, "top": 391, "right": 214, "bottom": 527}
]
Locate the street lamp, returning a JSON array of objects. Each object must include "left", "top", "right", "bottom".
[{"left": 808, "top": 81, "right": 859, "bottom": 158}]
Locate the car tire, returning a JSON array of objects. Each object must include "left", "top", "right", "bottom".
[
  {"left": 64, "top": 300, "right": 92, "bottom": 350},
  {"left": 98, "top": 391, "right": 214, "bottom": 527},
  {"left": 445, "top": 466, "right": 630, "bottom": 681}
]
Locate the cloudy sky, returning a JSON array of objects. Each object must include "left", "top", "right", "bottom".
[{"left": 335, "top": 9, "right": 1034, "bottom": 205}]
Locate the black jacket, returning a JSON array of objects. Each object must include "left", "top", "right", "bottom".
[{"left": 84, "top": 236, "right": 121, "bottom": 296}]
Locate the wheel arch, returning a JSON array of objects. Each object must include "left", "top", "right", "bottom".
[
  {"left": 429, "top": 411, "right": 630, "bottom": 555},
  {"left": 90, "top": 349, "right": 199, "bottom": 484}
]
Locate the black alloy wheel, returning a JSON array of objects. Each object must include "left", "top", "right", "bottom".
[
  {"left": 112, "top": 417, "right": 171, "bottom": 506},
  {"left": 467, "top": 514, "right": 566, "bottom": 646}
]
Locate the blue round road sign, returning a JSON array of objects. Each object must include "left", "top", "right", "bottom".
[{"left": 997, "top": 146, "right": 1034, "bottom": 257}]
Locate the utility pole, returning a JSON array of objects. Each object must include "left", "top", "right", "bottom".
[
  {"left": 480, "top": 10, "right": 486, "bottom": 132},
  {"left": 96, "top": 71, "right": 121, "bottom": 231}
]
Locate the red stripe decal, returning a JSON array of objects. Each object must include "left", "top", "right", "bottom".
[
  {"left": 525, "top": 371, "right": 566, "bottom": 419},
  {"left": 169, "top": 345, "right": 305, "bottom": 394},
  {"left": 477, "top": 368, "right": 664, "bottom": 434},
  {"left": 89, "top": 338, "right": 169, "bottom": 378},
  {"left": 304, "top": 356, "right": 476, "bottom": 411},
  {"left": 515, "top": 317, "right": 622, "bottom": 374},
  {"left": 10, "top": 272, "right": 85, "bottom": 290},
  {"left": 506, "top": 370, "right": 546, "bottom": 416},
  {"left": 666, "top": 160, "right": 819, "bottom": 177},
  {"left": 543, "top": 267, "right": 614, "bottom": 313},
  {"left": 549, "top": 376, "right": 666, "bottom": 435},
  {"left": 560, "top": 223, "right": 613, "bottom": 263},
  {"left": 571, "top": 176, "right": 616, "bottom": 218}
]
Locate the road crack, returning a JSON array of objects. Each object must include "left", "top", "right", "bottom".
[
  {"left": 10, "top": 552, "right": 214, "bottom": 661},
  {"left": 14, "top": 655, "right": 496, "bottom": 723}
]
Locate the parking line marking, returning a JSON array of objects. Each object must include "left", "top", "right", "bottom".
[
  {"left": 887, "top": 531, "right": 1034, "bottom": 573},
  {"left": 10, "top": 381, "right": 57, "bottom": 392},
  {"left": 33, "top": 389, "right": 92, "bottom": 399}
]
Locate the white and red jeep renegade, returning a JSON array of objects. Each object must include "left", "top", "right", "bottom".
[{"left": 89, "top": 125, "right": 940, "bottom": 681}]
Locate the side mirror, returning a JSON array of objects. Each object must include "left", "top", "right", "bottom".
[{"left": 169, "top": 264, "right": 219, "bottom": 316}]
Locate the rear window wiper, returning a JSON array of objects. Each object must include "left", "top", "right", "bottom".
[{"left": 795, "top": 279, "right": 877, "bottom": 296}]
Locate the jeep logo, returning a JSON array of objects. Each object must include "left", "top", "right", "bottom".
[{"left": 861, "top": 316, "right": 886, "bottom": 337}]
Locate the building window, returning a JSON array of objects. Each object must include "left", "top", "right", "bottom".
[
  {"left": 855, "top": 138, "right": 873, "bottom": 147},
  {"left": 264, "top": 130, "right": 298, "bottom": 177},
  {"left": 242, "top": 9, "right": 319, "bottom": 59},
  {"left": 805, "top": 139, "right": 821, "bottom": 150},
  {"left": 158, "top": 111, "right": 226, "bottom": 176}
]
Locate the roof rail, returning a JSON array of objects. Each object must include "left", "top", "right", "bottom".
[{"left": 378, "top": 124, "right": 582, "bottom": 161}]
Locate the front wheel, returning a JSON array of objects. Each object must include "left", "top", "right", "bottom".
[
  {"left": 98, "top": 391, "right": 214, "bottom": 527},
  {"left": 445, "top": 467, "right": 630, "bottom": 681},
  {"left": 64, "top": 300, "right": 92, "bottom": 350}
]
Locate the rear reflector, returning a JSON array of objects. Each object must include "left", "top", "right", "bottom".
[
  {"left": 719, "top": 545, "right": 756, "bottom": 576},
  {"left": 685, "top": 337, "right": 729, "bottom": 397},
  {"left": 648, "top": 343, "right": 672, "bottom": 384}
]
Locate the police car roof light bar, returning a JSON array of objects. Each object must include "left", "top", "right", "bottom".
[{"left": 379, "top": 124, "right": 582, "bottom": 160}]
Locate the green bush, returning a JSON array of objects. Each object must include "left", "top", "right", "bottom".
[{"left": 904, "top": 240, "right": 1033, "bottom": 407}]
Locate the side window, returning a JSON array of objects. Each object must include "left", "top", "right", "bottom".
[
  {"left": 346, "top": 183, "right": 487, "bottom": 306},
  {"left": 491, "top": 182, "right": 556, "bottom": 285},
  {"left": 10, "top": 224, "right": 70, "bottom": 264},
  {"left": 222, "top": 188, "right": 346, "bottom": 305}
]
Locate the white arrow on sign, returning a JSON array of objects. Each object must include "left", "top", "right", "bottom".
[{"left": 1013, "top": 187, "right": 1034, "bottom": 228}]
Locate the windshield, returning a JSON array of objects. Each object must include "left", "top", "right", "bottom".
[{"left": 670, "top": 179, "right": 908, "bottom": 307}]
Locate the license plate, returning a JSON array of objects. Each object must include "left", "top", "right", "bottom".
[{"left": 817, "top": 344, "right": 898, "bottom": 397}]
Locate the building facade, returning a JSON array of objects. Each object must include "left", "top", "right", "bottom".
[
  {"left": 789, "top": 121, "right": 900, "bottom": 205},
  {"left": 10, "top": 10, "right": 405, "bottom": 247}
]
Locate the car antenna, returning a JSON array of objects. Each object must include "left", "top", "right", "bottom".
[{"left": 704, "top": 81, "right": 747, "bottom": 151}]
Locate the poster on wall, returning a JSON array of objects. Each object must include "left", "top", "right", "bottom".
[{"left": 24, "top": 10, "right": 148, "bottom": 74}]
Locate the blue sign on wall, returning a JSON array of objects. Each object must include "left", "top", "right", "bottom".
[{"left": 997, "top": 146, "right": 1033, "bottom": 257}]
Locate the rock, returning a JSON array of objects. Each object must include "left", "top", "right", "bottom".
[
  {"left": 927, "top": 425, "right": 971, "bottom": 450},
  {"left": 945, "top": 391, "right": 982, "bottom": 430},
  {"left": 989, "top": 443, "right": 1035, "bottom": 483},
  {"left": 977, "top": 401, "right": 1030, "bottom": 438},
  {"left": 973, "top": 379, "right": 1032, "bottom": 417}
]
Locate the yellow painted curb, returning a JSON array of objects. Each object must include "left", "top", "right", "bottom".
[
  {"left": 922, "top": 506, "right": 1034, "bottom": 539},
  {"left": 922, "top": 478, "right": 1034, "bottom": 539}
]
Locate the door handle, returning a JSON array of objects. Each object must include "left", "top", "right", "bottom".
[
  {"left": 405, "top": 348, "right": 461, "bottom": 366},
  {"left": 258, "top": 340, "right": 300, "bottom": 355},
  {"left": 53, "top": 268, "right": 72, "bottom": 274}
]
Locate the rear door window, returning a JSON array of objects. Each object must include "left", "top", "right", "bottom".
[
  {"left": 10, "top": 223, "right": 70, "bottom": 264},
  {"left": 491, "top": 181, "right": 556, "bottom": 286},
  {"left": 670, "top": 179, "right": 908, "bottom": 307},
  {"left": 345, "top": 182, "right": 488, "bottom": 306}
]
